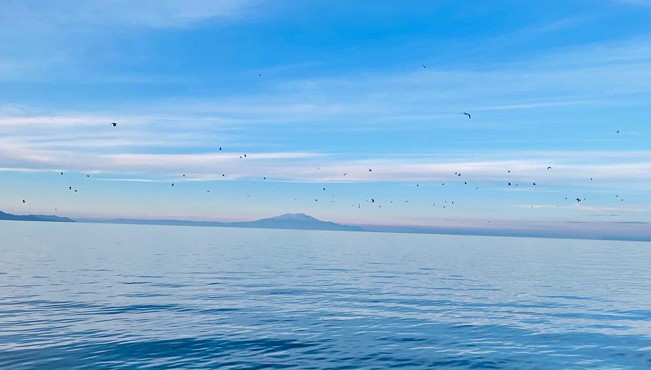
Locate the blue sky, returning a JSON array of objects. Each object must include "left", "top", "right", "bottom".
[{"left": 0, "top": 0, "right": 650, "bottom": 229}]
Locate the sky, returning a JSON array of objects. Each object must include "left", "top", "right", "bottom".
[{"left": 0, "top": 0, "right": 650, "bottom": 230}]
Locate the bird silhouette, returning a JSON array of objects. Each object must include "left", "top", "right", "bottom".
[
  {"left": 22, "top": 200, "right": 25, "bottom": 203},
  {"left": 462, "top": 112, "right": 471, "bottom": 119},
  {"left": 110, "top": 122, "right": 117, "bottom": 127}
]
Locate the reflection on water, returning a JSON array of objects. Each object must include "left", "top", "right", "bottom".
[{"left": 1, "top": 222, "right": 650, "bottom": 369}]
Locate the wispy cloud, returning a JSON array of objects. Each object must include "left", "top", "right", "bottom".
[
  {"left": 516, "top": 204, "right": 650, "bottom": 213},
  {"left": 0, "top": 0, "right": 259, "bottom": 29},
  {"left": 1, "top": 36, "right": 651, "bottom": 187},
  {"left": 1, "top": 133, "right": 650, "bottom": 187}
]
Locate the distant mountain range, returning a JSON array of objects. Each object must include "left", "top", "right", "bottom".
[
  {"left": 79, "top": 213, "right": 363, "bottom": 232},
  {"left": 0, "top": 210, "right": 74, "bottom": 223},
  {"left": 2, "top": 210, "right": 649, "bottom": 242}
]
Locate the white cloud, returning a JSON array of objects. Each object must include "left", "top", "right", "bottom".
[{"left": 0, "top": 130, "right": 650, "bottom": 187}]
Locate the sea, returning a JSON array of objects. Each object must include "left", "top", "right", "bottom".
[{"left": 1, "top": 221, "right": 650, "bottom": 369}]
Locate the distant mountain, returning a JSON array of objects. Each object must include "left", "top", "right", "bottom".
[
  {"left": 229, "top": 213, "right": 363, "bottom": 231},
  {"left": 81, "top": 218, "right": 226, "bottom": 227},
  {"left": 80, "top": 213, "right": 362, "bottom": 232},
  {"left": 0, "top": 210, "right": 74, "bottom": 223},
  {"left": 7, "top": 210, "right": 649, "bottom": 242}
]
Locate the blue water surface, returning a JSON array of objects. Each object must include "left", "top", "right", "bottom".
[{"left": 1, "top": 221, "right": 650, "bottom": 369}]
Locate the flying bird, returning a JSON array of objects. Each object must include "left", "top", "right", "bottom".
[
  {"left": 547, "top": 166, "right": 552, "bottom": 170},
  {"left": 110, "top": 122, "right": 117, "bottom": 127},
  {"left": 462, "top": 112, "right": 471, "bottom": 119},
  {"left": 22, "top": 200, "right": 25, "bottom": 203}
]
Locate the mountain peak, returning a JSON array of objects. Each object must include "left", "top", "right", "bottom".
[
  {"left": 229, "top": 213, "right": 362, "bottom": 232},
  {"left": 267, "top": 213, "right": 319, "bottom": 222}
]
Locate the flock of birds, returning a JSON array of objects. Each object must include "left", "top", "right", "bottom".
[
  {"left": 21, "top": 131, "right": 625, "bottom": 216},
  {"left": 17, "top": 69, "right": 627, "bottom": 217}
]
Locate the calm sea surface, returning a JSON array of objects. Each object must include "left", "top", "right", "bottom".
[{"left": 1, "top": 221, "right": 650, "bottom": 369}]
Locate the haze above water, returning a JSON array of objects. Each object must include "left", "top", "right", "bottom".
[{"left": 1, "top": 222, "right": 650, "bottom": 369}]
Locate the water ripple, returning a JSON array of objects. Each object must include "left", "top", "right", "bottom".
[{"left": 1, "top": 222, "right": 651, "bottom": 369}]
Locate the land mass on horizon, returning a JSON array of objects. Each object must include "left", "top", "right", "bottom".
[
  {"left": 1, "top": 210, "right": 649, "bottom": 242},
  {"left": 78, "top": 213, "right": 363, "bottom": 232},
  {"left": 0, "top": 210, "right": 74, "bottom": 223}
]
